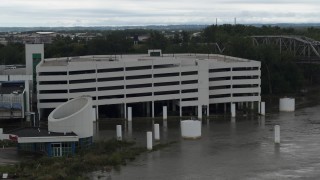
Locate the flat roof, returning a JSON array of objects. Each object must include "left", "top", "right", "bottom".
[
  {"left": 6, "top": 127, "right": 77, "bottom": 137},
  {"left": 41, "top": 53, "right": 254, "bottom": 67}
]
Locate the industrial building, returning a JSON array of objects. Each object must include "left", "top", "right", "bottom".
[{"left": 30, "top": 46, "right": 261, "bottom": 119}]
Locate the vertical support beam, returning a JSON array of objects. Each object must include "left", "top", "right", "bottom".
[
  {"left": 274, "top": 125, "right": 280, "bottom": 144},
  {"left": 258, "top": 101, "right": 261, "bottom": 114},
  {"left": 147, "top": 131, "right": 153, "bottom": 150},
  {"left": 179, "top": 100, "right": 182, "bottom": 117},
  {"left": 116, "top": 125, "right": 122, "bottom": 141},
  {"left": 260, "top": 102, "right": 265, "bottom": 116},
  {"left": 92, "top": 107, "right": 96, "bottom": 122},
  {"left": 198, "top": 105, "right": 202, "bottom": 119},
  {"left": 231, "top": 103, "right": 236, "bottom": 118},
  {"left": 24, "top": 80, "right": 30, "bottom": 121},
  {"left": 154, "top": 124, "right": 160, "bottom": 141},
  {"left": 146, "top": 101, "right": 151, "bottom": 117},
  {"left": 207, "top": 105, "right": 209, "bottom": 117},
  {"left": 120, "top": 104, "right": 124, "bottom": 118},
  {"left": 124, "top": 103, "right": 127, "bottom": 119},
  {"left": 251, "top": 102, "right": 254, "bottom": 110},
  {"left": 128, "top": 107, "right": 132, "bottom": 121},
  {"left": 279, "top": 38, "right": 282, "bottom": 55},
  {"left": 96, "top": 105, "right": 99, "bottom": 120},
  {"left": 152, "top": 101, "right": 155, "bottom": 118},
  {"left": 163, "top": 106, "right": 167, "bottom": 120},
  {"left": 172, "top": 100, "right": 176, "bottom": 112}
]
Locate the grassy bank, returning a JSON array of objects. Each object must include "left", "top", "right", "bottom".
[{"left": 0, "top": 139, "right": 175, "bottom": 179}]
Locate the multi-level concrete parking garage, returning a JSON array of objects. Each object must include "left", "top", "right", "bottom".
[{"left": 30, "top": 47, "right": 261, "bottom": 119}]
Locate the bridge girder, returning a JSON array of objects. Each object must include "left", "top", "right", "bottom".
[{"left": 251, "top": 35, "right": 320, "bottom": 63}]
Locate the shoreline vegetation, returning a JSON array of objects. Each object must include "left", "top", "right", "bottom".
[{"left": 0, "top": 139, "right": 176, "bottom": 179}]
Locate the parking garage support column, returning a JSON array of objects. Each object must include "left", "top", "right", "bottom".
[
  {"left": 124, "top": 103, "right": 127, "bottom": 119},
  {"left": 198, "top": 105, "right": 202, "bottom": 119},
  {"left": 96, "top": 106, "right": 99, "bottom": 120},
  {"left": 152, "top": 101, "right": 155, "bottom": 118},
  {"left": 147, "top": 101, "right": 151, "bottom": 117},
  {"left": 179, "top": 102, "right": 182, "bottom": 117}
]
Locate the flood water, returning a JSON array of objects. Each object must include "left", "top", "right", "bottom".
[{"left": 93, "top": 93, "right": 320, "bottom": 179}]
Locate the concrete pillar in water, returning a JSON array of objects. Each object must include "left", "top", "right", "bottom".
[
  {"left": 146, "top": 101, "right": 151, "bottom": 117},
  {"left": 274, "top": 125, "right": 280, "bottom": 144},
  {"left": 116, "top": 125, "right": 122, "bottom": 141},
  {"left": 154, "top": 124, "right": 160, "bottom": 141},
  {"left": 163, "top": 106, "right": 167, "bottom": 120},
  {"left": 179, "top": 101, "right": 182, "bottom": 117},
  {"left": 147, "top": 131, "right": 153, "bottom": 150},
  {"left": 120, "top": 104, "right": 124, "bottom": 118},
  {"left": 128, "top": 121, "right": 132, "bottom": 138},
  {"left": 260, "top": 102, "right": 265, "bottom": 116},
  {"left": 172, "top": 100, "right": 176, "bottom": 112},
  {"left": 198, "top": 105, "right": 202, "bottom": 119},
  {"left": 251, "top": 102, "right": 254, "bottom": 110},
  {"left": 95, "top": 105, "right": 99, "bottom": 120},
  {"left": 92, "top": 107, "right": 96, "bottom": 122},
  {"left": 231, "top": 103, "right": 236, "bottom": 118},
  {"left": 163, "top": 119, "right": 168, "bottom": 130},
  {"left": 258, "top": 101, "right": 261, "bottom": 114},
  {"left": 260, "top": 116, "right": 265, "bottom": 129},
  {"left": 279, "top": 98, "right": 295, "bottom": 112},
  {"left": 128, "top": 107, "right": 132, "bottom": 121}
]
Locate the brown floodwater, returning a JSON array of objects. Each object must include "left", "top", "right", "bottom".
[{"left": 91, "top": 88, "right": 320, "bottom": 179}]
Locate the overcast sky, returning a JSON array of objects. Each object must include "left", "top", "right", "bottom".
[{"left": 0, "top": 0, "right": 319, "bottom": 27}]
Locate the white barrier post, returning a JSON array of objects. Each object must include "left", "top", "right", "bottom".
[
  {"left": 261, "top": 102, "right": 265, "bottom": 116},
  {"left": 147, "top": 131, "right": 153, "bottom": 150},
  {"left": 231, "top": 103, "right": 236, "bottom": 118},
  {"left": 274, "top": 125, "right": 280, "bottom": 144},
  {"left": 116, "top": 125, "right": 122, "bottom": 141},
  {"left": 128, "top": 107, "right": 132, "bottom": 121},
  {"left": 163, "top": 106, "right": 167, "bottom": 120},
  {"left": 279, "top": 98, "right": 295, "bottom": 112},
  {"left": 154, "top": 124, "right": 160, "bottom": 141}
]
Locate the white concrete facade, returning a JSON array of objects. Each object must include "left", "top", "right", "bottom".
[
  {"left": 25, "top": 44, "right": 44, "bottom": 76},
  {"left": 48, "top": 96, "right": 94, "bottom": 138},
  {"left": 36, "top": 53, "right": 261, "bottom": 118}
]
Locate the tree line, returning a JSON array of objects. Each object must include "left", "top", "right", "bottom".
[{"left": 1, "top": 24, "right": 319, "bottom": 94}]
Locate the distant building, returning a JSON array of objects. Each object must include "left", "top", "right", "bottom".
[{"left": 0, "top": 37, "right": 8, "bottom": 45}]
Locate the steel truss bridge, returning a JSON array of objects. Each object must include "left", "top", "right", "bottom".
[{"left": 251, "top": 35, "right": 320, "bottom": 64}]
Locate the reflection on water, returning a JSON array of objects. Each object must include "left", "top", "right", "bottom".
[{"left": 90, "top": 102, "right": 320, "bottom": 180}]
